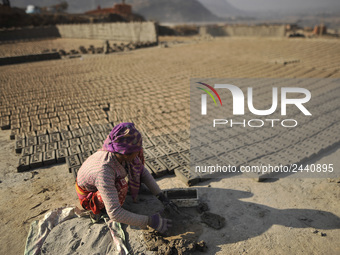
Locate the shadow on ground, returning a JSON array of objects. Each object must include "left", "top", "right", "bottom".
[
  {"left": 121, "top": 186, "right": 340, "bottom": 254},
  {"left": 195, "top": 187, "right": 340, "bottom": 253}
]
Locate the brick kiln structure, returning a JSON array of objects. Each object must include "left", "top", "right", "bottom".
[{"left": 85, "top": 1, "right": 132, "bottom": 16}]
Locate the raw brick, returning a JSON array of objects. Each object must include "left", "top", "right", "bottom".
[
  {"left": 91, "top": 132, "right": 104, "bottom": 141},
  {"left": 69, "top": 124, "right": 80, "bottom": 131},
  {"left": 56, "top": 148, "right": 68, "bottom": 163},
  {"left": 181, "top": 150, "right": 190, "bottom": 161},
  {"left": 143, "top": 148, "right": 156, "bottom": 161},
  {"left": 162, "top": 134, "right": 179, "bottom": 144},
  {"left": 177, "top": 130, "right": 190, "bottom": 141},
  {"left": 100, "top": 132, "right": 108, "bottom": 141},
  {"left": 30, "top": 153, "right": 43, "bottom": 169},
  {"left": 102, "top": 122, "right": 113, "bottom": 133},
  {"left": 80, "top": 143, "right": 94, "bottom": 153},
  {"left": 47, "top": 127, "right": 59, "bottom": 134},
  {"left": 158, "top": 155, "right": 180, "bottom": 174},
  {"left": 21, "top": 146, "right": 34, "bottom": 157},
  {"left": 66, "top": 154, "right": 81, "bottom": 173},
  {"left": 34, "top": 144, "right": 45, "bottom": 153},
  {"left": 17, "top": 156, "right": 30, "bottom": 172},
  {"left": 143, "top": 138, "right": 154, "bottom": 148},
  {"left": 171, "top": 142, "right": 189, "bottom": 153},
  {"left": 15, "top": 133, "right": 26, "bottom": 140},
  {"left": 69, "top": 138, "right": 81, "bottom": 146},
  {"left": 61, "top": 131, "right": 73, "bottom": 140},
  {"left": 72, "top": 129, "right": 84, "bottom": 138},
  {"left": 148, "top": 146, "right": 166, "bottom": 158},
  {"left": 58, "top": 140, "right": 69, "bottom": 149},
  {"left": 92, "top": 124, "right": 104, "bottom": 133},
  {"left": 71, "top": 166, "right": 81, "bottom": 180},
  {"left": 80, "top": 135, "right": 93, "bottom": 144},
  {"left": 10, "top": 129, "right": 20, "bottom": 140},
  {"left": 207, "top": 141, "right": 229, "bottom": 156},
  {"left": 11, "top": 123, "right": 20, "bottom": 130},
  {"left": 38, "top": 134, "right": 49, "bottom": 144},
  {"left": 92, "top": 141, "right": 103, "bottom": 150},
  {"left": 158, "top": 143, "right": 178, "bottom": 155},
  {"left": 50, "top": 133, "right": 61, "bottom": 143},
  {"left": 26, "top": 131, "right": 37, "bottom": 138},
  {"left": 171, "top": 153, "right": 190, "bottom": 166},
  {"left": 36, "top": 130, "right": 47, "bottom": 136},
  {"left": 191, "top": 148, "right": 214, "bottom": 162},
  {"left": 170, "top": 132, "right": 184, "bottom": 142},
  {"left": 15, "top": 139, "right": 25, "bottom": 154},
  {"left": 0, "top": 119, "right": 10, "bottom": 130},
  {"left": 82, "top": 126, "right": 94, "bottom": 136},
  {"left": 150, "top": 136, "right": 166, "bottom": 146},
  {"left": 46, "top": 142, "right": 58, "bottom": 151},
  {"left": 43, "top": 150, "right": 56, "bottom": 165},
  {"left": 221, "top": 151, "right": 245, "bottom": 167},
  {"left": 174, "top": 166, "right": 200, "bottom": 187},
  {"left": 68, "top": 145, "right": 81, "bottom": 155},
  {"left": 146, "top": 159, "right": 167, "bottom": 177}
]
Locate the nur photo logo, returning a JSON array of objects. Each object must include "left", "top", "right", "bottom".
[{"left": 196, "top": 81, "right": 312, "bottom": 128}]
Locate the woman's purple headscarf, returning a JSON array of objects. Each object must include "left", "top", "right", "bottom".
[
  {"left": 102, "top": 122, "right": 142, "bottom": 154},
  {"left": 101, "top": 122, "right": 144, "bottom": 202}
]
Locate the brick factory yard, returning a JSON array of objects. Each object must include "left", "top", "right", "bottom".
[{"left": 0, "top": 36, "right": 340, "bottom": 255}]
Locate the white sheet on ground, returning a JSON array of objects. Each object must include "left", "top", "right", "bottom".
[{"left": 24, "top": 207, "right": 129, "bottom": 255}]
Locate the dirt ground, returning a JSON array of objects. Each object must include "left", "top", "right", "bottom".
[
  {"left": 0, "top": 36, "right": 340, "bottom": 255},
  {"left": 1, "top": 128, "right": 339, "bottom": 255}
]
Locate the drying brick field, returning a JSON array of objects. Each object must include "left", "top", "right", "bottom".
[{"left": 0, "top": 36, "right": 339, "bottom": 255}]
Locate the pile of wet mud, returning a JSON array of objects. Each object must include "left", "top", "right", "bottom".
[{"left": 140, "top": 201, "right": 224, "bottom": 254}]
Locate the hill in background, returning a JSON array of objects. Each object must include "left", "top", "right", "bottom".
[
  {"left": 123, "top": 0, "right": 221, "bottom": 23},
  {"left": 10, "top": 0, "right": 226, "bottom": 23},
  {"left": 9, "top": 0, "right": 340, "bottom": 27}
]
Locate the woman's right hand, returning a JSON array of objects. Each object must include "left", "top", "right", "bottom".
[{"left": 148, "top": 213, "right": 172, "bottom": 234}]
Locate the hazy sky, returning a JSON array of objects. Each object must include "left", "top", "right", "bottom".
[
  {"left": 227, "top": 0, "right": 340, "bottom": 12},
  {"left": 10, "top": 0, "right": 340, "bottom": 13}
]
